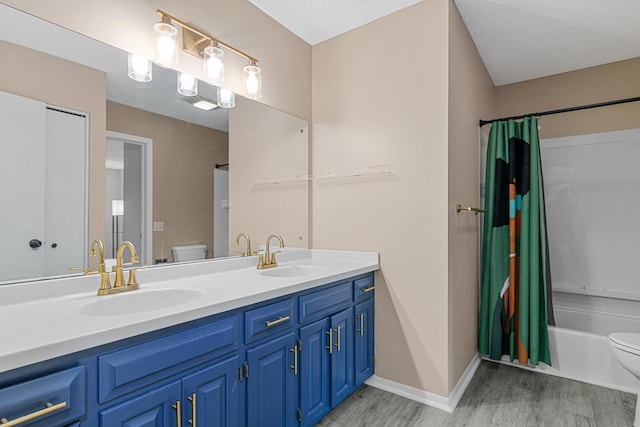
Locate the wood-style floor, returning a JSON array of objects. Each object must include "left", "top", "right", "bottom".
[{"left": 316, "top": 361, "right": 637, "bottom": 426}]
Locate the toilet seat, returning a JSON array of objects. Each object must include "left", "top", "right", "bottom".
[{"left": 609, "top": 333, "right": 640, "bottom": 356}]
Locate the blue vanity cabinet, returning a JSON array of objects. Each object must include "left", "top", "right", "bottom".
[
  {"left": 354, "top": 298, "right": 375, "bottom": 387},
  {"left": 298, "top": 278, "right": 370, "bottom": 427},
  {"left": 181, "top": 355, "right": 244, "bottom": 427},
  {"left": 0, "top": 366, "right": 86, "bottom": 427},
  {"left": 330, "top": 307, "right": 355, "bottom": 406},
  {"left": 299, "top": 317, "right": 331, "bottom": 426},
  {"left": 0, "top": 271, "right": 375, "bottom": 427},
  {"left": 98, "top": 380, "right": 182, "bottom": 427},
  {"left": 246, "top": 331, "right": 299, "bottom": 427}
]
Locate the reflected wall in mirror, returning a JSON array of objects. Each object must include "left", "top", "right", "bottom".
[{"left": 0, "top": 3, "right": 309, "bottom": 284}]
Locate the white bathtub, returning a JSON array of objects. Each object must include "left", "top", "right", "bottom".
[{"left": 488, "top": 291, "right": 639, "bottom": 394}]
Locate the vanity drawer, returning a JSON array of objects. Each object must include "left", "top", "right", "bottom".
[
  {"left": 245, "top": 298, "right": 295, "bottom": 344},
  {"left": 299, "top": 281, "right": 352, "bottom": 324},
  {"left": 354, "top": 273, "right": 375, "bottom": 303},
  {"left": 0, "top": 366, "right": 85, "bottom": 427},
  {"left": 98, "top": 314, "right": 240, "bottom": 403}
]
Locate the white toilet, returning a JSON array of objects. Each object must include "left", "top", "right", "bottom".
[
  {"left": 609, "top": 332, "right": 640, "bottom": 426},
  {"left": 172, "top": 244, "right": 207, "bottom": 262}
]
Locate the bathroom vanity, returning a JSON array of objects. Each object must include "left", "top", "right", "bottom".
[{"left": 0, "top": 249, "right": 378, "bottom": 427}]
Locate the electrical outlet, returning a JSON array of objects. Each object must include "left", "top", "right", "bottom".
[{"left": 153, "top": 221, "right": 164, "bottom": 232}]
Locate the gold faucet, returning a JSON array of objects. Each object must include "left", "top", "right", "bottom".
[
  {"left": 89, "top": 238, "right": 112, "bottom": 295},
  {"left": 234, "top": 232, "right": 252, "bottom": 257},
  {"left": 257, "top": 234, "right": 285, "bottom": 269},
  {"left": 92, "top": 241, "right": 140, "bottom": 296}
]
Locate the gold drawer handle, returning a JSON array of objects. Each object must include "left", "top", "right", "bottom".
[
  {"left": 325, "top": 328, "right": 333, "bottom": 354},
  {"left": 265, "top": 315, "right": 290, "bottom": 328},
  {"left": 188, "top": 393, "right": 196, "bottom": 427},
  {"left": 0, "top": 401, "right": 67, "bottom": 427},
  {"left": 173, "top": 400, "right": 182, "bottom": 427},
  {"left": 362, "top": 286, "right": 375, "bottom": 293}
]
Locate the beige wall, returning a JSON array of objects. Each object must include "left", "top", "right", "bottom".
[
  {"left": 106, "top": 101, "right": 228, "bottom": 262},
  {"left": 495, "top": 57, "right": 640, "bottom": 139},
  {"left": 0, "top": 40, "right": 106, "bottom": 255},
  {"left": 229, "top": 96, "right": 309, "bottom": 252},
  {"left": 1, "top": 0, "right": 312, "bottom": 121},
  {"left": 312, "top": 0, "right": 451, "bottom": 396},
  {"left": 447, "top": 2, "right": 495, "bottom": 392}
]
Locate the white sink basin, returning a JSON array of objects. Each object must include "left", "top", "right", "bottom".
[
  {"left": 77, "top": 288, "right": 205, "bottom": 316},
  {"left": 259, "top": 265, "right": 329, "bottom": 278}
]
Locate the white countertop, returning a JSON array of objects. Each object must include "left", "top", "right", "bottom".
[{"left": 0, "top": 249, "right": 379, "bottom": 374}]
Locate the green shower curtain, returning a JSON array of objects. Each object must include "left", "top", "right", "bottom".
[{"left": 479, "top": 117, "right": 552, "bottom": 366}]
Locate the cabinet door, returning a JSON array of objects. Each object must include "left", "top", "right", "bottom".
[
  {"left": 181, "top": 355, "right": 244, "bottom": 427},
  {"left": 299, "top": 318, "right": 331, "bottom": 426},
  {"left": 99, "top": 380, "right": 182, "bottom": 427},
  {"left": 354, "top": 299, "right": 374, "bottom": 386},
  {"left": 246, "top": 332, "right": 298, "bottom": 427},
  {"left": 330, "top": 308, "right": 354, "bottom": 406}
]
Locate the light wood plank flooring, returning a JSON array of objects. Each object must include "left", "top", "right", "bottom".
[{"left": 316, "top": 361, "right": 636, "bottom": 426}]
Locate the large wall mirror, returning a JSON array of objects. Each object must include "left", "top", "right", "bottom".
[{"left": 0, "top": 3, "right": 309, "bottom": 284}]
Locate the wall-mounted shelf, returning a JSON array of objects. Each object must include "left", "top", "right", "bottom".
[
  {"left": 315, "top": 164, "right": 394, "bottom": 186},
  {"left": 252, "top": 174, "right": 311, "bottom": 190}
]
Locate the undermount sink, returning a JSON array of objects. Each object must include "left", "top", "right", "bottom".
[
  {"left": 259, "top": 265, "right": 328, "bottom": 278},
  {"left": 77, "top": 288, "right": 205, "bottom": 316}
]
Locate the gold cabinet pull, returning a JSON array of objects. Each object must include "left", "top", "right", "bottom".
[
  {"left": 173, "top": 400, "right": 182, "bottom": 427},
  {"left": 362, "top": 286, "right": 375, "bottom": 293},
  {"left": 188, "top": 393, "right": 196, "bottom": 427},
  {"left": 357, "top": 313, "right": 364, "bottom": 336},
  {"left": 265, "top": 316, "right": 290, "bottom": 328},
  {"left": 244, "top": 362, "right": 249, "bottom": 378},
  {"left": 325, "top": 328, "right": 333, "bottom": 354},
  {"left": 238, "top": 367, "right": 243, "bottom": 382},
  {"left": 0, "top": 401, "right": 66, "bottom": 427},
  {"left": 290, "top": 344, "right": 298, "bottom": 375},
  {"left": 335, "top": 326, "right": 341, "bottom": 352}
]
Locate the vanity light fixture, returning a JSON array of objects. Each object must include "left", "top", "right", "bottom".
[
  {"left": 177, "top": 72, "right": 198, "bottom": 96},
  {"left": 154, "top": 14, "right": 179, "bottom": 68},
  {"left": 156, "top": 9, "right": 262, "bottom": 98},
  {"left": 127, "top": 53, "right": 152, "bottom": 82}
]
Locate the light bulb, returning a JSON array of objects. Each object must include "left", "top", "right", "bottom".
[
  {"left": 204, "top": 45, "right": 224, "bottom": 85},
  {"left": 246, "top": 71, "right": 259, "bottom": 94},
  {"left": 128, "top": 53, "right": 152, "bottom": 82},
  {"left": 243, "top": 63, "right": 262, "bottom": 99},
  {"left": 154, "top": 19, "right": 178, "bottom": 68}
]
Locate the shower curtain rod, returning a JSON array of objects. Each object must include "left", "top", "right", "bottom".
[{"left": 478, "top": 95, "right": 640, "bottom": 127}]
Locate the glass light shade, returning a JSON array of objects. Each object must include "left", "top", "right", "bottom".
[
  {"left": 243, "top": 64, "right": 262, "bottom": 99},
  {"left": 177, "top": 72, "right": 198, "bottom": 96},
  {"left": 154, "top": 21, "right": 179, "bottom": 68},
  {"left": 204, "top": 45, "right": 224, "bottom": 85},
  {"left": 217, "top": 87, "right": 235, "bottom": 109},
  {"left": 127, "top": 53, "right": 152, "bottom": 82},
  {"left": 112, "top": 199, "right": 124, "bottom": 216}
]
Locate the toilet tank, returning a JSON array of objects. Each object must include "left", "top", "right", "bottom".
[{"left": 172, "top": 244, "right": 207, "bottom": 262}]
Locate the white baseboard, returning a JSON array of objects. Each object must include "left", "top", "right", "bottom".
[{"left": 365, "top": 353, "right": 481, "bottom": 413}]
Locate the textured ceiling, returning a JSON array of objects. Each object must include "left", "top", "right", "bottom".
[
  {"left": 248, "top": 0, "right": 423, "bottom": 45},
  {"left": 451, "top": 0, "right": 640, "bottom": 85},
  {"left": 250, "top": 0, "right": 640, "bottom": 86}
]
